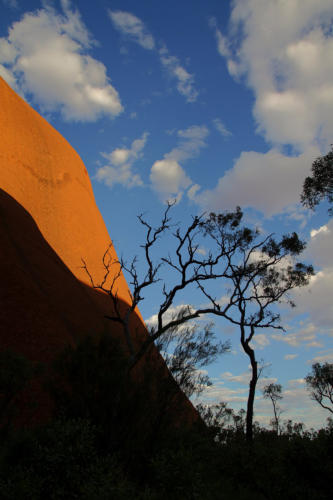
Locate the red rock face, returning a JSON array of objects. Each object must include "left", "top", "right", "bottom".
[
  {"left": 0, "top": 77, "right": 198, "bottom": 428},
  {"left": 0, "top": 77, "right": 129, "bottom": 299}
]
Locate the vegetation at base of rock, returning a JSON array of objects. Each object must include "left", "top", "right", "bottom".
[
  {"left": 0, "top": 414, "right": 332, "bottom": 499},
  {"left": 1, "top": 346, "right": 333, "bottom": 499},
  {"left": 0, "top": 350, "right": 36, "bottom": 426}
]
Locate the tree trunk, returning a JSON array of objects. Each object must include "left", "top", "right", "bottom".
[
  {"left": 243, "top": 341, "right": 258, "bottom": 442},
  {"left": 272, "top": 400, "right": 279, "bottom": 434}
]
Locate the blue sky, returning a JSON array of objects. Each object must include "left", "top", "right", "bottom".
[{"left": 1, "top": 0, "right": 333, "bottom": 428}]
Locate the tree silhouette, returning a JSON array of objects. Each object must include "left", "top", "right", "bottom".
[
  {"left": 198, "top": 210, "right": 313, "bottom": 441},
  {"left": 305, "top": 362, "right": 333, "bottom": 414},
  {"left": 301, "top": 146, "right": 333, "bottom": 215},
  {"left": 262, "top": 383, "right": 283, "bottom": 434},
  {"left": 83, "top": 205, "right": 313, "bottom": 441}
]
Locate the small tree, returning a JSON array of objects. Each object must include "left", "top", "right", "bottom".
[
  {"left": 305, "top": 362, "right": 333, "bottom": 414},
  {"left": 301, "top": 146, "right": 333, "bottom": 215},
  {"left": 262, "top": 383, "right": 283, "bottom": 434},
  {"left": 155, "top": 322, "right": 230, "bottom": 398},
  {"left": 196, "top": 401, "right": 246, "bottom": 441}
]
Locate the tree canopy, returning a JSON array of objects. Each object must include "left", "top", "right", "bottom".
[
  {"left": 301, "top": 146, "right": 333, "bottom": 215},
  {"left": 305, "top": 362, "right": 333, "bottom": 414}
]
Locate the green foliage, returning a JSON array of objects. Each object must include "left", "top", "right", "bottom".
[
  {"left": 0, "top": 419, "right": 135, "bottom": 499},
  {"left": 301, "top": 146, "right": 333, "bottom": 215},
  {"left": 0, "top": 350, "right": 35, "bottom": 425},
  {"left": 305, "top": 362, "right": 333, "bottom": 414},
  {"left": 156, "top": 321, "right": 230, "bottom": 398}
]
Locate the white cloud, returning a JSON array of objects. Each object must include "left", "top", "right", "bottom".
[
  {"left": 150, "top": 159, "right": 191, "bottom": 199},
  {"left": 145, "top": 304, "right": 195, "bottom": 332},
  {"left": 284, "top": 354, "right": 298, "bottom": 360},
  {"left": 0, "top": 63, "right": 16, "bottom": 89},
  {"left": 108, "top": 9, "right": 198, "bottom": 103},
  {"left": 166, "top": 125, "right": 209, "bottom": 163},
  {"left": 215, "top": 0, "right": 333, "bottom": 151},
  {"left": 0, "top": 2, "right": 123, "bottom": 121},
  {"left": 306, "top": 220, "right": 333, "bottom": 269},
  {"left": 310, "top": 225, "right": 329, "bottom": 239},
  {"left": 274, "top": 382, "right": 328, "bottom": 428},
  {"left": 150, "top": 125, "right": 208, "bottom": 201},
  {"left": 250, "top": 333, "right": 270, "bottom": 350},
  {"left": 213, "top": 118, "right": 232, "bottom": 137},
  {"left": 204, "top": 1, "right": 333, "bottom": 219},
  {"left": 195, "top": 147, "right": 319, "bottom": 216},
  {"left": 272, "top": 323, "right": 318, "bottom": 347},
  {"left": 187, "top": 183, "right": 201, "bottom": 200},
  {"left": 221, "top": 370, "right": 250, "bottom": 385},
  {"left": 159, "top": 47, "right": 198, "bottom": 102},
  {"left": 96, "top": 132, "right": 148, "bottom": 189},
  {"left": 308, "top": 349, "right": 333, "bottom": 364},
  {"left": 108, "top": 10, "right": 155, "bottom": 50},
  {"left": 286, "top": 219, "right": 333, "bottom": 337},
  {"left": 199, "top": 369, "right": 329, "bottom": 428},
  {"left": 293, "top": 270, "right": 333, "bottom": 328},
  {"left": 289, "top": 378, "right": 305, "bottom": 386}
]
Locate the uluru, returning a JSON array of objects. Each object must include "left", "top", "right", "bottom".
[{"left": 0, "top": 76, "right": 197, "bottom": 429}]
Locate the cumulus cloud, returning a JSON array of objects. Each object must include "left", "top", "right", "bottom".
[
  {"left": 0, "top": 2, "right": 123, "bottom": 121},
  {"left": 195, "top": 147, "right": 319, "bottom": 216},
  {"left": 159, "top": 47, "right": 198, "bottom": 102},
  {"left": 150, "top": 159, "right": 192, "bottom": 200},
  {"left": 203, "top": 1, "right": 333, "bottom": 218},
  {"left": 108, "top": 10, "right": 155, "bottom": 50},
  {"left": 150, "top": 125, "right": 208, "bottom": 201},
  {"left": 214, "top": 0, "right": 333, "bottom": 151},
  {"left": 96, "top": 132, "right": 148, "bottom": 188}
]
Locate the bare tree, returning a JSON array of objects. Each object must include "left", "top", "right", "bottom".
[
  {"left": 262, "top": 383, "right": 283, "bottom": 434},
  {"left": 83, "top": 205, "right": 313, "bottom": 441},
  {"left": 82, "top": 202, "right": 233, "bottom": 372},
  {"left": 305, "top": 362, "right": 333, "bottom": 414}
]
